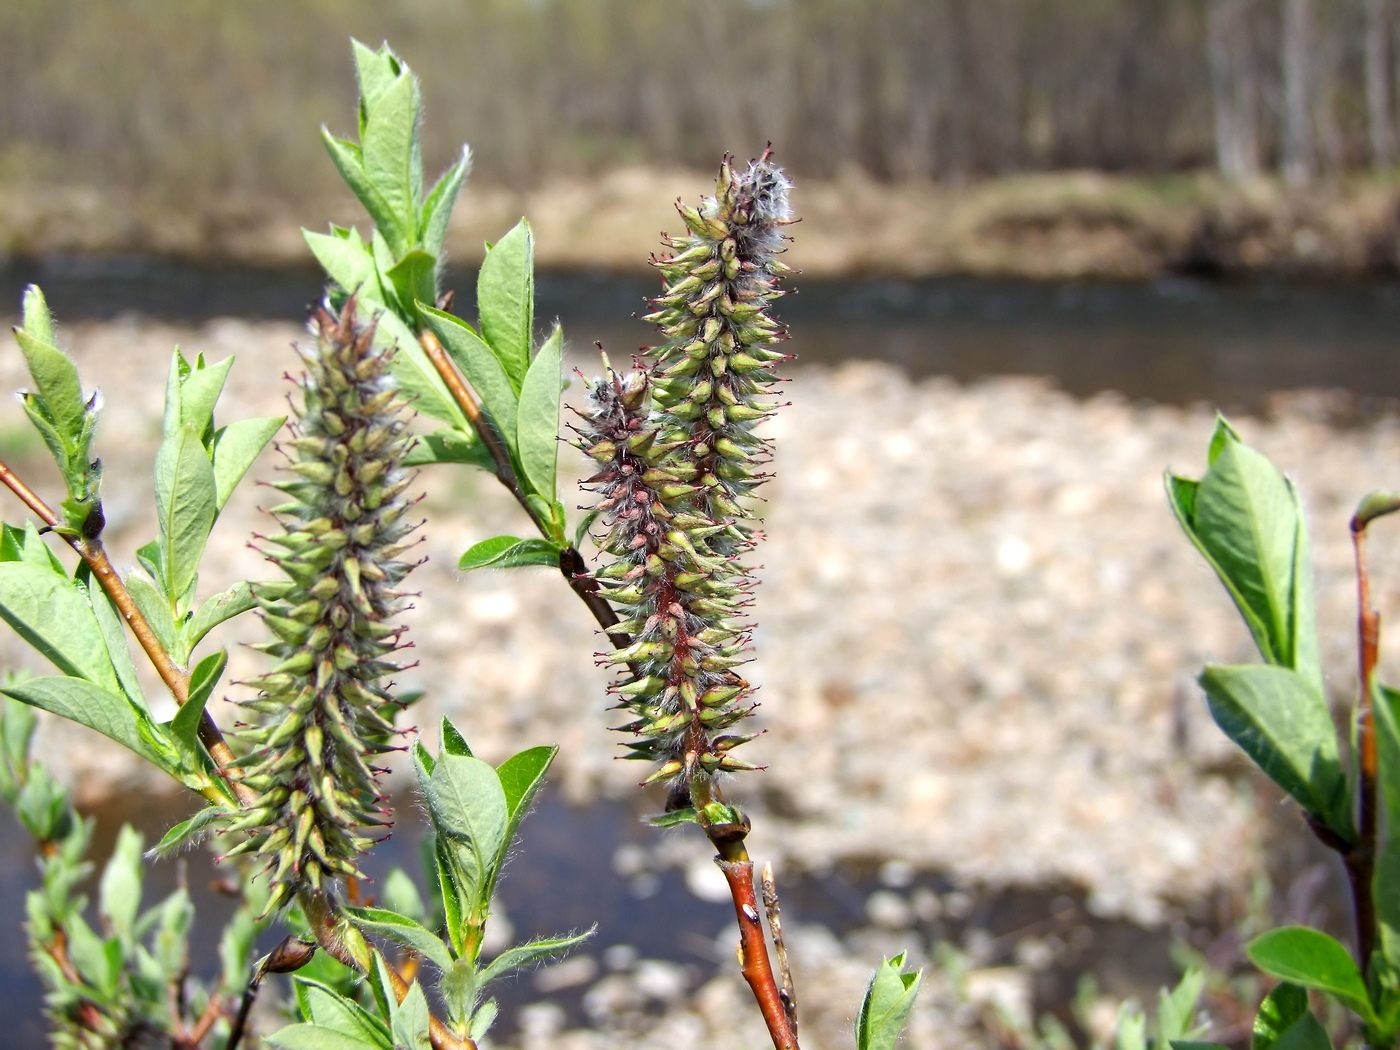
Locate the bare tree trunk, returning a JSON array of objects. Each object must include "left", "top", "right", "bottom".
[
  {"left": 1282, "top": 0, "right": 1315, "bottom": 186},
  {"left": 1368, "top": 0, "right": 1396, "bottom": 169},
  {"left": 1207, "top": 0, "right": 1260, "bottom": 179}
]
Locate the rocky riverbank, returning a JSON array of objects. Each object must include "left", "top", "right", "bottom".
[
  {"left": 7, "top": 169, "right": 1400, "bottom": 281},
  {"left": 0, "top": 316, "right": 1391, "bottom": 1046}
]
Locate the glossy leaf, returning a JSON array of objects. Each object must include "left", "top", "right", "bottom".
[
  {"left": 403, "top": 428, "right": 494, "bottom": 470},
  {"left": 1253, "top": 982, "right": 1310, "bottom": 1050},
  {"left": 458, "top": 535, "right": 560, "bottom": 571},
  {"left": 1248, "top": 927, "right": 1377, "bottom": 1026},
  {"left": 856, "top": 951, "right": 923, "bottom": 1050},
  {"left": 477, "top": 219, "right": 535, "bottom": 390},
  {"left": 516, "top": 324, "right": 563, "bottom": 498},
  {"left": 441, "top": 718, "right": 473, "bottom": 757},
  {"left": 1199, "top": 665, "right": 1351, "bottom": 839}
]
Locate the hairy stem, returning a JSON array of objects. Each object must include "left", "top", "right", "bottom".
[
  {"left": 1351, "top": 517, "right": 1380, "bottom": 976},
  {"left": 0, "top": 456, "right": 254, "bottom": 807}
]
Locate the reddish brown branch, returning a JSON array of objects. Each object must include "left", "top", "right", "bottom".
[
  {"left": 0, "top": 457, "right": 255, "bottom": 807},
  {"left": 718, "top": 857, "right": 801, "bottom": 1050},
  {"left": 1350, "top": 517, "right": 1381, "bottom": 975}
]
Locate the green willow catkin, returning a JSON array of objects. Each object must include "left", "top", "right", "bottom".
[
  {"left": 578, "top": 153, "right": 794, "bottom": 805},
  {"left": 225, "top": 301, "right": 417, "bottom": 910}
]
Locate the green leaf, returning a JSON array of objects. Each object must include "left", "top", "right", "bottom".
[
  {"left": 184, "top": 580, "right": 276, "bottom": 653},
  {"left": 421, "top": 306, "right": 517, "bottom": 450},
  {"left": 212, "top": 416, "right": 283, "bottom": 512},
  {"left": 1253, "top": 982, "right": 1310, "bottom": 1050},
  {"left": 441, "top": 717, "right": 473, "bottom": 757},
  {"left": 14, "top": 318, "right": 85, "bottom": 449},
  {"left": 1199, "top": 665, "right": 1351, "bottom": 839},
  {"left": 1169, "top": 421, "right": 1320, "bottom": 686},
  {"left": 351, "top": 38, "right": 400, "bottom": 114},
  {"left": 403, "top": 428, "right": 494, "bottom": 470},
  {"left": 343, "top": 906, "right": 454, "bottom": 974},
  {"left": 126, "top": 576, "right": 179, "bottom": 669},
  {"left": 155, "top": 421, "right": 217, "bottom": 604},
  {"left": 496, "top": 745, "right": 556, "bottom": 872},
  {"left": 1248, "top": 927, "right": 1378, "bottom": 1026},
  {"left": 305, "top": 227, "right": 385, "bottom": 303},
  {"left": 167, "top": 649, "right": 225, "bottom": 760},
  {"left": 390, "top": 979, "right": 432, "bottom": 1050},
  {"left": 649, "top": 807, "right": 700, "bottom": 828},
  {"left": 385, "top": 250, "right": 437, "bottom": 324},
  {"left": 516, "top": 324, "right": 563, "bottom": 499},
  {"left": 296, "top": 977, "right": 393, "bottom": 1048},
  {"left": 266, "top": 1025, "right": 386, "bottom": 1050},
  {"left": 469, "top": 1000, "right": 498, "bottom": 1043},
  {"left": 0, "top": 521, "right": 65, "bottom": 571},
  {"left": 478, "top": 927, "right": 595, "bottom": 988},
  {"left": 178, "top": 354, "right": 234, "bottom": 441},
  {"left": 21, "top": 284, "right": 56, "bottom": 347},
  {"left": 1158, "top": 969, "right": 1206, "bottom": 1043},
  {"left": 65, "top": 914, "right": 120, "bottom": 998},
  {"left": 383, "top": 868, "right": 427, "bottom": 925},
  {"left": 148, "top": 806, "right": 222, "bottom": 859},
  {"left": 477, "top": 220, "right": 535, "bottom": 391},
  {"left": 856, "top": 951, "right": 923, "bottom": 1050},
  {"left": 573, "top": 508, "right": 602, "bottom": 550},
  {"left": 420, "top": 752, "right": 508, "bottom": 904},
  {"left": 322, "top": 130, "right": 403, "bottom": 260},
  {"left": 458, "top": 536, "right": 561, "bottom": 571},
  {"left": 360, "top": 71, "right": 421, "bottom": 256},
  {"left": 1373, "top": 685, "right": 1400, "bottom": 973},
  {"left": 421, "top": 147, "right": 471, "bottom": 258},
  {"left": 434, "top": 833, "right": 464, "bottom": 957},
  {"left": 5, "top": 675, "right": 168, "bottom": 769},
  {"left": 0, "top": 562, "right": 121, "bottom": 693},
  {"left": 98, "top": 824, "right": 143, "bottom": 946},
  {"left": 82, "top": 570, "right": 145, "bottom": 710}
]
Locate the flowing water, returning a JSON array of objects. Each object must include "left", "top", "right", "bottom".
[{"left": 0, "top": 257, "right": 1387, "bottom": 1043}]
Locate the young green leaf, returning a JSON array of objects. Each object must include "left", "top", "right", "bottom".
[
  {"left": 148, "top": 806, "right": 223, "bottom": 859},
  {"left": 1253, "top": 982, "right": 1310, "bottom": 1050},
  {"left": 440, "top": 717, "right": 473, "bottom": 757},
  {"left": 477, "top": 927, "right": 595, "bottom": 988},
  {"left": 211, "top": 416, "right": 283, "bottom": 511},
  {"left": 420, "top": 306, "right": 518, "bottom": 448},
  {"left": 383, "top": 867, "right": 427, "bottom": 925},
  {"left": 421, "top": 147, "right": 471, "bottom": 259},
  {"left": 154, "top": 421, "right": 217, "bottom": 605},
  {"left": 384, "top": 250, "right": 437, "bottom": 324},
  {"left": 14, "top": 291, "right": 86, "bottom": 448},
  {"left": 402, "top": 428, "right": 494, "bottom": 470},
  {"left": 469, "top": 999, "right": 498, "bottom": 1043},
  {"left": 1198, "top": 664, "right": 1351, "bottom": 840},
  {"left": 3, "top": 676, "right": 164, "bottom": 769},
  {"left": 421, "top": 753, "right": 508, "bottom": 904},
  {"left": 389, "top": 978, "right": 432, "bottom": 1050},
  {"left": 1373, "top": 685, "right": 1400, "bottom": 973},
  {"left": 295, "top": 976, "right": 394, "bottom": 1048},
  {"left": 1247, "top": 927, "right": 1378, "bottom": 1026},
  {"left": 434, "top": 834, "right": 465, "bottom": 957},
  {"left": 343, "top": 905, "right": 454, "bottom": 974},
  {"left": 856, "top": 952, "right": 923, "bottom": 1050},
  {"left": 1158, "top": 969, "right": 1207, "bottom": 1044},
  {"left": 126, "top": 575, "right": 179, "bottom": 667},
  {"left": 266, "top": 1024, "right": 387, "bottom": 1050},
  {"left": 184, "top": 580, "right": 281, "bottom": 654},
  {"left": 360, "top": 70, "right": 422, "bottom": 256},
  {"left": 305, "top": 226, "right": 385, "bottom": 304},
  {"left": 495, "top": 744, "right": 556, "bottom": 872},
  {"left": 82, "top": 570, "right": 146, "bottom": 710},
  {"left": 0, "top": 562, "right": 122, "bottom": 693},
  {"left": 98, "top": 824, "right": 143, "bottom": 946},
  {"left": 165, "top": 649, "right": 226, "bottom": 764},
  {"left": 176, "top": 353, "right": 234, "bottom": 441},
  {"left": 321, "top": 129, "right": 402, "bottom": 261},
  {"left": 516, "top": 324, "right": 563, "bottom": 499},
  {"left": 477, "top": 219, "right": 535, "bottom": 390},
  {"left": 458, "top": 535, "right": 561, "bottom": 571}
]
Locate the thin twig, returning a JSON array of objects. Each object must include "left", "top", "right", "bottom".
[
  {"left": 0, "top": 457, "right": 255, "bottom": 807},
  {"left": 417, "top": 330, "right": 631, "bottom": 648},
  {"left": 718, "top": 856, "right": 801, "bottom": 1050},
  {"left": 762, "top": 861, "right": 797, "bottom": 1037},
  {"left": 1350, "top": 516, "right": 1381, "bottom": 976}
]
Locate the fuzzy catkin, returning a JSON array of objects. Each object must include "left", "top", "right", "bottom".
[
  {"left": 578, "top": 154, "right": 793, "bottom": 800},
  {"left": 225, "top": 302, "right": 417, "bottom": 910}
]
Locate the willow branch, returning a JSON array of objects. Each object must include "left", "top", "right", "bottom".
[
  {"left": 417, "top": 330, "right": 631, "bottom": 649},
  {"left": 0, "top": 457, "right": 255, "bottom": 807},
  {"left": 1350, "top": 516, "right": 1380, "bottom": 976},
  {"left": 718, "top": 856, "right": 801, "bottom": 1050}
]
